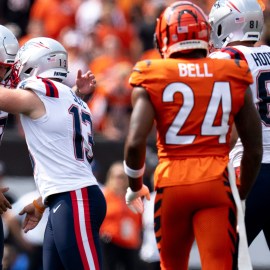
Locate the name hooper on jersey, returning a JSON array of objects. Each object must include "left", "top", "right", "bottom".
[{"left": 251, "top": 52, "right": 270, "bottom": 67}]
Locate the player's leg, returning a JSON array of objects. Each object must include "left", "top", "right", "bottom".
[
  {"left": 245, "top": 163, "right": 270, "bottom": 246},
  {"left": 43, "top": 215, "right": 64, "bottom": 270},
  {"left": 194, "top": 178, "right": 238, "bottom": 270},
  {"left": 45, "top": 185, "right": 106, "bottom": 270},
  {"left": 254, "top": 163, "right": 270, "bottom": 249},
  {"left": 0, "top": 217, "right": 4, "bottom": 270},
  {"left": 155, "top": 187, "right": 195, "bottom": 270}
]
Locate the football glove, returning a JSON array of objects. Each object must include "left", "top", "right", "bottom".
[{"left": 125, "top": 185, "right": 150, "bottom": 214}]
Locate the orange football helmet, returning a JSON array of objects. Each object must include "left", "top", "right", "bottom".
[{"left": 155, "top": 1, "right": 211, "bottom": 58}]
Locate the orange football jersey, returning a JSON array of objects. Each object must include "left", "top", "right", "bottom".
[{"left": 129, "top": 58, "right": 253, "bottom": 187}]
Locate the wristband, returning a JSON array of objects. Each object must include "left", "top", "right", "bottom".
[
  {"left": 123, "top": 160, "right": 145, "bottom": 178},
  {"left": 33, "top": 199, "right": 45, "bottom": 214}
]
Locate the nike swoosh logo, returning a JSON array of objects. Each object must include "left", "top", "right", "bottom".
[{"left": 53, "top": 204, "right": 61, "bottom": 213}]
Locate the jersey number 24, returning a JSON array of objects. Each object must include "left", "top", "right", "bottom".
[{"left": 163, "top": 82, "right": 231, "bottom": 145}]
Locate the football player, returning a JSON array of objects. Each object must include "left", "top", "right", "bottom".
[
  {"left": 123, "top": 1, "right": 262, "bottom": 269},
  {"left": 209, "top": 0, "right": 270, "bottom": 249}
]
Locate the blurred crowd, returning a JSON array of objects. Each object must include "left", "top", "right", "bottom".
[{"left": 0, "top": 0, "right": 269, "bottom": 141}]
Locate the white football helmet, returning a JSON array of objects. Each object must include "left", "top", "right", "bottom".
[
  {"left": 12, "top": 37, "right": 68, "bottom": 86},
  {"left": 0, "top": 25, "right": 19, "bottom": 82},
  {"left": 209, "top": 0, "right": 264, "bottom": 49}
]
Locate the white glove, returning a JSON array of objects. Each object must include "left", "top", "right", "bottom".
[{"left": 125, "top": 185, "right": 150, "bottom": 214}]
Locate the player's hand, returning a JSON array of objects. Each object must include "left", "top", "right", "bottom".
[
  {"left": 19, "top": 202, "right": 43, "bottom": 233},
  {"left": 125, "top": 185, "right": 150, "bottom": 214},
  {"left": 75, "top": 69, "right": 96, "bottom": 96},
  {"left": 0, "top": 187, "right": 12, "bottom": 214}
]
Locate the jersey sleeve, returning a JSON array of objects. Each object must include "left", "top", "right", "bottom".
[
  {"left": 235, "top": 59, "right": 253, "bottom": 86},
  {"left": 209, "top": 50, "right": 232, "bottom": 59},
  {"left": 17, "top": 77, "right": 59, "bottom": 98},
  {"left": 210, "top": 47, "right": 247, "bottom": 62},
  {"left": 211, "top": 57, "right": 252, "bottom": 87},
  {"left": 129, "top": 60, "right": 154, "bottom": 88}
]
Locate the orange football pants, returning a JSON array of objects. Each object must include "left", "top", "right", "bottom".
[{"left": 154, "top": 177, "right": 238, "bottom": 270}]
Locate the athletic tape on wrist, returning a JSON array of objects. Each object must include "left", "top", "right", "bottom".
[
  {"left": 123, "top": 160, "right": 145, "bottom": 178},
  {"left": 33, "top": 199, "right": 45, "bottom": 214}
]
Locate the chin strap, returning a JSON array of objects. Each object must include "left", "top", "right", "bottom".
[
  {"left": 8, "top": 61, "right": 20, "bottom": 88},
  {"left": 222, "top": 33, "right": 234, "bottom": 48}
]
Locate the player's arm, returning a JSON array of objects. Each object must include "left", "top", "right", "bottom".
[
  {"left": 230, "top": 123, "right": 239, "bottom": 150},
  {"left": 123, "top": 86, "right": 153, "bottom": 213},
  {"left": 19, "top": 196, "right": 45, "bottom": 233},
  {"left": 0, "top": 86, "right": 44, "bottom": 118},
  {"left": 124, "top": 86, "right": 155, "bottom": 191},
  {"left": 234, "top": 86, "right": 262, "bottom": 199}
]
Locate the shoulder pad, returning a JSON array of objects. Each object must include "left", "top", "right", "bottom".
[{"left": 18, "top": 77, "right": 59, "bottom": 98}]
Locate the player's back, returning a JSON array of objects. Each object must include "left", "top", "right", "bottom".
[
  {"left": 19, "top": 77, "right": 97, "bottom": 201},
  {"left": 130, "top": 57, "right": 252, "bottom": 187},
  {"left": 130, "top": 57, "right": 253, "bottom": 159}
]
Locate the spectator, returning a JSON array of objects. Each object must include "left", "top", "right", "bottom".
[
  {"left": 0, "top": 0, "right": 35, "bottom": 38},
  {"left": 58, "top": 28, "right": 89, "bottom": 88},
  {"left": 29, "top": 0, "right": 78, "bottom": 39},
  {"left": 88, "top": 60, "right": 133, "bottom": 140},
  {"left": 3, "top": 190, "right": 48, "bottom": 270},
  {"left": 139, "top": 176, "right": 160, "bottom": 270},
  {"left": 75, "top": 0, "right": 102, "bottom": 35},
  {"left": 100, "top": 161, "right": 142, "bottom": 270}
]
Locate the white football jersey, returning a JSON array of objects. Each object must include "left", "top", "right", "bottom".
[
  {"left": 18, "top": 77, "right": 98, "bottom": 202},
  {"left": 210, "top": 45, "right": 270, "bottom": 165}
]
